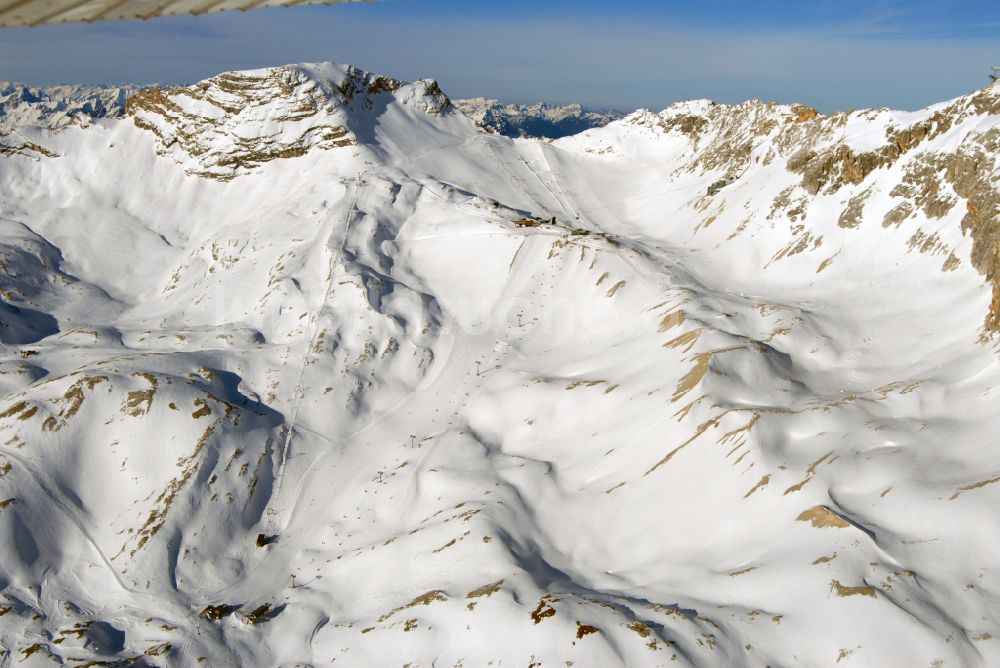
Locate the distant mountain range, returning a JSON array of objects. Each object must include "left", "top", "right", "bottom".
[
  {"left": 0, "top": 81, "right": 142, "bottom": 133},
  {"left": 451, "top": 97, "right": 625, "bottom": 138}
]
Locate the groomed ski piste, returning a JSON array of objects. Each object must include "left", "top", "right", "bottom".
[{"left": 1, "top": 62, "right": 1000, "bottom": 666}]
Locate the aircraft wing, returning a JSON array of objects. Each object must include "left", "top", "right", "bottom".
[{"left": 0, "top": 0, "right": 363, "bottom": 28}]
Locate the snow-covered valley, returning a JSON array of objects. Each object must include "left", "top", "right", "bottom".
[{"left": 1, "top": 62, "right": 1000, "bottom": 667}]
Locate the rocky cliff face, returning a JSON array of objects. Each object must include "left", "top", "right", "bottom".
[{"left": 0, "top": 63, "right": 999, "bottom": 667}]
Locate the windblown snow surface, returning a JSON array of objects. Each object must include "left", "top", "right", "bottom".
[{"left": 1, "top": 62, "right": 1000, "bottom": 667}]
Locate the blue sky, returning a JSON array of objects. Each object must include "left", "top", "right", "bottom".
[{"left": 1, "top": 0, "right": 998, "bottom": 112}]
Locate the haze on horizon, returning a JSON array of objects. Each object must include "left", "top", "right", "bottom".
[{"left": 1, "top": 0, "right": 998, "bottom": 115}]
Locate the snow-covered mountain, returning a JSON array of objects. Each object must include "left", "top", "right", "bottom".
[
  {"left": 452, "top": 97, "right": 624, "bottom": 138},
  {"left": 1, "top": 61, "right": 999, "bottom": 667},
  {"left": 0, "top": 82, "right": 622, "bottom": 139}
]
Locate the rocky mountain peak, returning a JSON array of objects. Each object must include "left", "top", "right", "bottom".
[{"left": 124, "top": 62, "right": 452, "bottom": 181}]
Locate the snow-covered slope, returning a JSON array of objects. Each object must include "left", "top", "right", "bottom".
[{"left": 1, "top": 61, "right": 999, "bottom": 667}]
